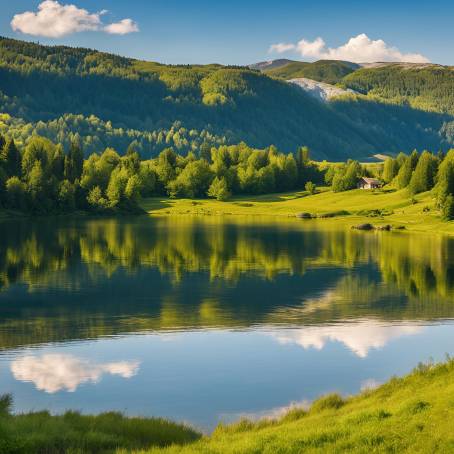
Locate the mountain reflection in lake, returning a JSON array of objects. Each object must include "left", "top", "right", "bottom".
[{"left": 1, "top": 216, "right": 454, "bottom": 431}]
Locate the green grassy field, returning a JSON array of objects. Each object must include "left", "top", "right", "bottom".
[
  {"left": 0, "top": 399, "right": 200, "bottom": 453},
  {"left": 141, "top": 187, "right": 454, "bottom": 235}
]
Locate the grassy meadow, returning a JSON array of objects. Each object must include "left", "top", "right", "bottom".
[
  {"left": 141, "top": 186, "right": 454, "bottom": 235},
  {"left": 0, "top": 399, "right": 200, "bottom": 453}
]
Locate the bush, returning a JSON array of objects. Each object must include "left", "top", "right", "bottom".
[
  {"left": 442, "top": 194, "right": 454, "bottom": 220},
  {"left": 311, "top": 393, "right": 345, "bottom": 412},
  {"left": 317, "top": 210, "right": 350, "bottom": 218},
  {"left": 305, "top": 181, "right": 317, "bottom": 195}
]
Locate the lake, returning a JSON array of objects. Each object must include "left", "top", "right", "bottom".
[{"left": 1, "top": 215, "right": 454, "bottom": 432}]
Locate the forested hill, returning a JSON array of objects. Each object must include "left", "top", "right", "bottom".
[
  {"left": 0, "top": 37, "right": 453, "bottom": 159},
  {"left": 342, "top": 63, "right": 454, "bottom": 115},
  {"left": 260, "top": 59, "right": 454, "bottom": 116},
  {"left": 264, "top": 60, "right": 360, "bottom": 85}
]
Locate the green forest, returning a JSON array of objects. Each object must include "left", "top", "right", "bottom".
[
  {"left": 342, "top": 64, "right": 454, "bottom": 115},
  {"left": 0, "top": 133, "right": 323, "bottom": 213},
  {"left": 264, "top": 60, "right": 360, "bottom": 84},
  {"left": 261, "top": 59, "right": 454, "bottom": 119},
  {"left": 1, "top": 37, "right": 454, "bottom": 160},
  {"left": 2, "top": 127, "right": 454, "bottom": 220}
]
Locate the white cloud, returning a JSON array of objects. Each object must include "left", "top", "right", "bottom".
[
  {"left": 11, "top": 1, "right": 138, "bottom": 38},
  {"left": 104, "top": 18, "right": 139, "bottom": 35},
  {"left": 270, "top": 319, "right": 423, "bottom": 358},
  {"left": 269, "top": 43, "right": 295, "bottom": 53},
  {"left": 11, "top": 354, "right": 140, "bottom": 393},
  {"left": 269, "top": 33, "right": 429, "bottom": 64}
]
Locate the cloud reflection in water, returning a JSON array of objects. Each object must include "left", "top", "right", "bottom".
[
  {"left": 11, "top": 354, "right": 140, "bottom": 393},
  {"left": 271, "top": 319, "right": 423, "bottom": 358}
]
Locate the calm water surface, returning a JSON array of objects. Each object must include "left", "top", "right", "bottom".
[{"left": 1, "top": 216, "right": 454, "bottom": 431}]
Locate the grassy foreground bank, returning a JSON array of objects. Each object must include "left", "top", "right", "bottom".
[
  {"left": 0, "top": 401, "right": 200, "bottom": 453},
  {"left": 4, "top": 360, "right": 454, "bottom": 453},
  {"left": 138, "top": 359, "right": 454, "bottom": 453},
  {"left": 141, "top": 187, "right": 454, "bottom": 235}
]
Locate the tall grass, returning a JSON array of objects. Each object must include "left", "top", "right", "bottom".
[{"left": 0, "top": 403, "right": 201, "bottom": 454}]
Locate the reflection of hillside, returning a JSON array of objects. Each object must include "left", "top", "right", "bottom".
[
  {"left": 268, "top": 272, "right": 454, "bottom": 326},
  {"left": 1, "top": 217, "right": 454, "bottom": 350},
  {"left": 0, "top": 217, "right": 374, "bottom": 289}
]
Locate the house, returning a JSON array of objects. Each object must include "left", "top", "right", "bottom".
[{"left": 357, "top": 177, "right": 382, "bottom": 190}]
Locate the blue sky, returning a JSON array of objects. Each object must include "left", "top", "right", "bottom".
[{"left": 1, "top": 0, "right": 453, "bottom": 65}]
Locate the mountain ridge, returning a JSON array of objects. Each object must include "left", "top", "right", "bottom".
[{"left": 0, "top": 37, "right": 453, "bottom": 161}]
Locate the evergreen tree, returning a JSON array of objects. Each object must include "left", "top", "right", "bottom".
[
  {"left": 396, "top": 156, "right": 413, "bottom": 189},
  {"left": 64, "top": 141, "right": 84, "bottom": 182},
  {"left": 295, "top": 146, "right": 310, "bottom": 185},
  {"left": 382, "top": 157, "right": 399, "bottom": 183},
  {"left": 409, "top": 150, "right": 419, "bottom": 169},
  {"left": 52, "top": 144, "right": 65, "bottom": 180},
  {"left": 435, "top": 150, "right": 454, "bottom": 207},
  {"left": 409, "top": 151, "right": 438, "bottom": 195},
  {"left": 1, "top": 138, "right": 21, "bottom": 177},
  {"left": 442, "top": 195, "right": 454, "bottom": 221}
]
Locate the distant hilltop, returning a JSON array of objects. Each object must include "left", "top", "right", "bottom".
[
  {"left": 250, "top": 59, "right": 449, "bottom": 72},
  {"left": 249, "top": 59, "right": 296, "bottom": 71}
]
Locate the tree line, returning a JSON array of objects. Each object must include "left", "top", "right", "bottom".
[
  {"left": 0, "top": 134, "right": 323, "bottom": 214},
  {"left": 2, "top": 129, "right": 454, "bottom": 220},
  {"left": 358, "top": 149, "right": 454, "bottom": 219}
]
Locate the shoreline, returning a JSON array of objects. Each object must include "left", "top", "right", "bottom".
[
  {"left": 2, "top": 187, "right": 454, "bottom": 236},
  {"left": 3, "top": 359, "right": 454, "bottom": 452},
  {"left": 140, "top": 188, "right": 454, "bottom": 236}
]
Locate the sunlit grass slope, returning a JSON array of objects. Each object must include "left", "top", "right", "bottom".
[
  {"left": 141, "top": 187, "right": 454, "bottom": 234},
  {"left": 136, "top": 360, "right": 454, "bottom": 453}
]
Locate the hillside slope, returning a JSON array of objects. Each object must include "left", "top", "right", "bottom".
[
  {"left": 0, "top": 37, "right": 376, "bottom": 160},
  {"left": 0, "top": 38, "right": 453, "bottom": 159},
  {"left": 249, "top": 59, "right": 296, "bottom": 71},
  {"left": 265, "top": 60, "right": 360, "bottom": 84},
  {"left": 342, "top": 63, "right": 454, "bottom": 115},
  {"left": 150, "top": 360, "right": 454, "bottom": 453},
  {"left": 258, "top": 58, "right": 454, "bottom": 118}
]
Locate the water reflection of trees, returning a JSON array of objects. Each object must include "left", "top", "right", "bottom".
[{"left": 1, "top": 216, "right": 454, "bottom": 349}]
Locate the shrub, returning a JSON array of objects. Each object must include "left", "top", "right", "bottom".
[
  {"left": 442, "top": 195, "right": 454, "bottom": 220},
  {"left": 310, "top": 393, "right": 345, "bottom": 413},
  {"left": 305, "top": 181, "right": 317, "bottom": 195}
]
